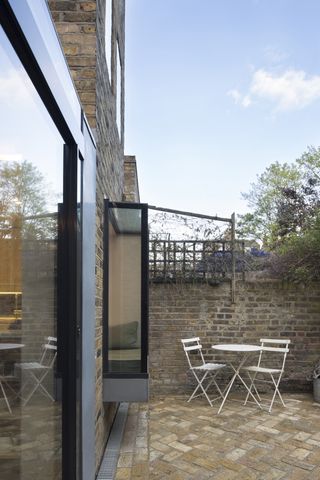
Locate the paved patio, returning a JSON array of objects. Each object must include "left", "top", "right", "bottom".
[{"left": 115, "top": 393, "right": 320, "bottom": 480}]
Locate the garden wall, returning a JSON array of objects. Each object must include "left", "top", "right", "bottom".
[{"left": 149, "top": 275, "right": 320, "bottom": 396}]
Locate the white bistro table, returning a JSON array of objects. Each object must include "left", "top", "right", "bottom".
[
  {"left": 211, "top": 344, "right": 262, "bottom": 414},
  {"left": 0, "top": 343, "right": 24, "bottom": 413}
]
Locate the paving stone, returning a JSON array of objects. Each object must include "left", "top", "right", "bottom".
[
  {"left": 114, "top": 394, "right": 320, "bottom": 479},
  {"left": 226, "top": 447, "right": 247, "bottom": 461},
  {"left": 281, "top": 457, "right": 316, "bottom": 471},
  {"left": 289, "top": 447, "right": 311, "bottom": 460},
  {"left": 168, "top": 440, "right": 192, "bottom": 452},
  {"left": 117, "top": 453, "right": 134, "bottom": 468},
  {"left": 294, "top": 431, "right": 311, "bottom": 441},
  {"left": 133, "top": 447, "right": 149, "bottom": 464},
  {"left": 115, "top": 467, "right": 131, "bottom": 480}
]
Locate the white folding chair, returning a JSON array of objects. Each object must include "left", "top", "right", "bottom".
[
  {"left": 15, "top": 336, "right": 57, "bottom": 406},
  {"left": 181, "top": 337, "right": 226, "bottom": 407},
  {"left": 242, "top": 338, "right": 290, "bottom": 413},
  {"left": 0, "top": 368, "right": 18, "bottom": 414}
]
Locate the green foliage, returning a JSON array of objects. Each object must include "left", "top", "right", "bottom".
[
  {"left": 238, "top": 161, "right": 302, "bottom": 245},
  {"left": 268, "top": 216, "right": 320, "bottom": 282},
  {"left": 239, "top": 146, "right": 320, "bottom": 282}
]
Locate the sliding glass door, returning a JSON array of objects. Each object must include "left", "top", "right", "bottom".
[
  {"left": 0, "top": 25, "right": 65, "bottom": 479},
  {"left": 0, "top": 1, "right": 92, "bottom": 477}
]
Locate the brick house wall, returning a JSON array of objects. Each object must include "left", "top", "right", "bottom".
[
  {"left": 149, "top": 277, "right": 320, "bottom": 396},
  {"left": 48, "top": 0, "right": 129, "bottom": 472},
  {"left": 123, "top": 155, "right": 140, "bottom": 202}
]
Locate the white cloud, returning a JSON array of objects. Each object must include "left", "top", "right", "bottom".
[
  {"left": 241, "top": 95, "right": 252, "bottom": 108},
  {"left": 251, "top": 69, "right": 320, "bottom": 111},
  {"left": 0, "top": 68, "right": 34, "bottom": 106},
  {"left": 227, "top": 68, "right": 320, "bottom": 112},
  {"left": 227, "top": 89, "right": 242, "bottom": 104}
]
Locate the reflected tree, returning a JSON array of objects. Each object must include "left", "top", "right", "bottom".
[{"left": 0, "top": 160, "right": 57, "bottom": 239}]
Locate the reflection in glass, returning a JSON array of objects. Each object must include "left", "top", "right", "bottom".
[
  {"left": 105, "top": 0, "right": 112, "bottom": 77},
  {"left": 116, "top": 43, "right": 122, "bottom": 139},
  {"left": 108, "top": 208, "right": 142, "bottom": 373},
  {"left": 0, "top": 26, "right": 63, "bottom": 479}
]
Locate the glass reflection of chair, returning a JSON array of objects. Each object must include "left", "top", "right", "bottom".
[
  {"left": 0, "top": 365, "right": 18, "bottom": 414},
  {"left": 15, "top": 336, "right": 57, "bottom": 406}
]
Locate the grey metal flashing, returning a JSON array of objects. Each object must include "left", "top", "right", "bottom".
[
  {"left": 82, "top": 123, "right": 96, "bottom": 480},
  {"left": 103, "top": 378, "right": 149, "bottom": 402},
  {"left": 97, "top": 403, "right": 129, "bottom": 480}
]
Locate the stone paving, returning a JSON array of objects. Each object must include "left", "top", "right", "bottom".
[
  {"left": 0, "top": 399, "right": 61, "bottom": 479},
  {"left": 115, "top": 393, "right": 320, "bottom": 479}
]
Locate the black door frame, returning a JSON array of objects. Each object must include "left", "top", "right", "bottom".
[{"left": 0, "top": 2, "right": 84, "bottom": 478}]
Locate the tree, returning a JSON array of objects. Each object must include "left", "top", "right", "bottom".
[
  {"left": 268, "top": 215, "right": 320, "bottom": 282},
  {"left": 239, "top": 146, "right": 320, "bottom": 281},
  {"left": 238, "top": 147, "right": 320, "bottom": 247},
  {"left": 0, "top": 160, "right": 56, "bottom": 239}
]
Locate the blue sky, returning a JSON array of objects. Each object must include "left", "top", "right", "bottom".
[{"left": 125, "top": 0, "right": 320, "bottom": 218}]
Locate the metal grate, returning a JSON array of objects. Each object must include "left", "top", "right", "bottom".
[{"left": 97, "top": 403, "right": 129, "bottom": 480}]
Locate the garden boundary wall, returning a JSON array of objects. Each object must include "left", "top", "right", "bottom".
[{"left": 149, "top": 275, "right": 320, "bottom": 396}]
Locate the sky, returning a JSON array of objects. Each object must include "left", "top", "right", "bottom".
[
  {"left": 0, "top": 26, "right": 64, "bottom": 210},
  {"left": 125, "top": 0, "right": 320, "bottom": 218}
]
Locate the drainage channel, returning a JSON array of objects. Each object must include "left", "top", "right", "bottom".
[{"left": 97, "top": 402, "right": 129, "bottom": 480}]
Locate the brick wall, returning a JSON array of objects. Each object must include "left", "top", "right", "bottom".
[
  {"left": 48, "top": 0, "right": 127, "bottom": 472},
  {"left": 123, "top": 155, "right": 140, "bottom": 202},
  {"left": 149, "top": 276, "right": 320, "bottom": 396},
  {"left": 49, "top": 0, "right": 97, "bottom": 128}
]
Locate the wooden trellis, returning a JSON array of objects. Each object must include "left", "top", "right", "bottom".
[{"left": 148, "top": 206, "right": 238, "bottom": 303}]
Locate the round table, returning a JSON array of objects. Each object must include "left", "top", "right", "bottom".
[
  {"left": 0, "top": 343, "right": 24, "bottom": 413},
  {"left": 0, "top": 343, "right": 25, "bottom": 350},
  {"left": 211, "top": 344, "right": 262, "bottom": 414}
]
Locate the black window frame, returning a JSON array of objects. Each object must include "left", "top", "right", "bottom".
[
  {"left": 0, "top": 2, "right": 85, "bottom": 479},
  {"left": 103, "top": 200, "right": 149, "bottom": 379}
]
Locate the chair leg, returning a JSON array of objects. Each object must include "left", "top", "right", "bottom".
[
  {"left": 22, "top": 370, "right": 53, "bottom": 406},
  {"left": 2, "top": 378, "right": 19, "bottom": 398},
  {"left": 37, "top": 381, "right": 55, "bottom": 402},
  {"left": 211, "top": 375, "right": 226, "bottom": 400},
  {"left": 198, "top": 377, "right": 214, "bottom": 407},
  {"left": 187, "top": 369, "right": 227, "bottom": 406},
  {"left": 188, "top": 370, "right": 209, "bottom": 402},
  {"left": 244, "top": 372, "right": 261, "bottom": 405},
  {"left": 268, "top": 374, "right": 285, "bottom": 413},
  {"left": 0, "top": 380, "right": 12, "bottom": 414}
]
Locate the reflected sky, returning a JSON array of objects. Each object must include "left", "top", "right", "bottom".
[
  {"left": 0, "top": 26, "right": 63, "bottom": 212},
  {"left": 26, "top": 0, "right": 81, "bottom": 122}
]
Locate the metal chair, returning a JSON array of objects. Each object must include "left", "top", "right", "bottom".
[
  {"left": 181, "top": 337, "right": 227, "bottom": 407},
  {"left": 0, "top": 368, "right": 18, "bottom": 414},
  {"left": 15, "top": 336, "right": 57, "bottom": 406},
  {"left": 242, "top": 338, "right": 290, "bottom": 413}
]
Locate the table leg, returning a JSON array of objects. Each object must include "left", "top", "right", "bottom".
[
  {"left": 217, "top": 353, "right": 262, "bottom": 414},
  {"left": 217, "top": 368, "right": 238, "bottom": 414}
]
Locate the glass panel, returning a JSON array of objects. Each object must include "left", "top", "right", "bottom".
[
  {"left": 111, "top": 207, "right": 142, "bottom": 233},
  {"left": 105, "top": 0, "right": 112, "bottom": 78},
  {"left": 108, "top": 208, "right": 142, "bottom": 373},
  {"left": 0, "top": 26, "right": 63, "bottom": 479},
  {"left": 116, "top": 43, "right": 122, "bottom": 138},
  {"left": 11, "top": 0, "right": 81, "bottom": 128}
]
